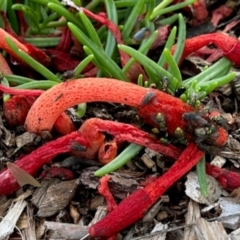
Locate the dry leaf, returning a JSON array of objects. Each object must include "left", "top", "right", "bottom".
[{"left": 7, "top": 162, "right": 41, "bottom": 188}]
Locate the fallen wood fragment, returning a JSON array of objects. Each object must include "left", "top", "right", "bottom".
[{"left": 0, "top": 199, "right": 27, "bottom": 240}]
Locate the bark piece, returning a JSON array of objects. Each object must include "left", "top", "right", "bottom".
[
  {"left": 15, "top": 132, "right": 38, "bottom": 149},
  {"left": 143, "top": 198, "right": 162, "bottom": 222},
  {"left": 108, "top": 172, "right": 139, "bottom": 200},
  {"left": 89, "top": 195, "right": 104, "bottom": 210},
  {"left": 0, "top": 199, "right": 27, "bottom": 240},
  {"left": 22, "top": 203, "right": 37, "bottom": 240},
  {"left": 31, "top": 179, "right": 61, "bottom": 206},
  {"left": 150, "top": 222, "right": 168, "bottom": 240},
  {"left": 220, "top": 137, "right": 240, "bottom": 162},
  {"left": 219, "top": 197, "right": 240, "bottom": 230},
  {"left": 183, "top": 200, "right": 200, "bottom": 240},
  {"left": 229, "top": 227, "right": 240, "bottom": 240},
  {"left": 141, "top": 153, "right": 156, "bottom": 169},
  {"left": 44, "top": 221, "right": 88, "bottom": 239},
  {"left": 194, "top": 218, "right": 229, "bottom": 240},
  {"left": 80, "top": 167, "right": 100, "bottom": 190},
  {"left": 0, "top": 196, "right": 12, "bottom": 217},
  {"left": 31, "top": 179, "right": 79, "bottom": 217},
  {"left": 89, "top": 206, "right": 108, "bottom": 226}
]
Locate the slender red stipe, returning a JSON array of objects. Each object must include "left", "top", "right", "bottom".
[
  {"left": 0, "top": 28, "right": 51, "bottom": 66},
  {"left": 0, "top": 131, "right": 88, "bottom": 195},
  {"left": 54, "top": 111, "right": 76, "bottom": 135},
  {"left": 211, "top": 5, "right": 233, "bottom": 27},
  {"left": 0, "top": 84, "right": 44, "bottom": 96},
  {"left": 98, "top": 175, "right": 118, "bottom": 240},
  {"left": 0, "top": 117, "right": 181, "bottom": 195},
  {"left": 24, "top": 78, "right": 194, "bottom": 137},
  {"left": 0, "top": 78, "right": 229, "bottom": 238},
  {"left": 76, "top": 118, "right": 181, "bottom": 160},
  {"left": 191, "top": 0, "right": 208, "bottom": 26},
  {"left": 206, "top": 163, "right": 240, "bottom": 191},
  {"left": 4, "top": 95, "right": 35, "bottom": 126},
  {"left": 171, "top": 32, "right": 240, "bottom": 66},
  {"left": 98, "top": 141, "right": 118, "bottom": 164},
  {"left": 89, "top": 143, "right": 204, "bottom": 238},
  {"left": 39, "top": 167, "right": 75, "bottom": 180},
  {"left": 80, "top": 8, "right": 148, "bottom": 83},
  {"left": 98, "top": 175, "right": 117, "bottom": 212}
]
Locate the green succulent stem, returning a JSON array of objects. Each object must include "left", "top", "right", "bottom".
[{"left": 95, "top": 143, "right": 142, "bottom": 176}]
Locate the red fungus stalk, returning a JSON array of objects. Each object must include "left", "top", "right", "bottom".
[
  {"left": 89, "top": 143, "right": 204, "bottom": 238},
  {"left": 54, "top": 111, "right": 76, "bottom": 135},
  {"left": 171, "top": 32, "right": 240, "bottom": 66},
  {"left": 24, "top": 78, "right": 192, "bottom": 135},
  {"left": 4, "top": 95, "right": 35, "bottom": 127},
  {"left": 0, "top": 117, "right": 181, "bottom": 196},
  {"left": 98, "top": 175, "right": 117, "bottom": 212},
  {"left": 24, "top": 78, "right": 227, "bottom": 146},
  {"left": 98, "top": 175, "right": 118, "bottom": 240},
  {"left": 80, "top": 8, "right": 148, "bottom": 83},
  {"left": 211, "top": 5, "right": 233, "bottom": 27},
  {"left": 0, "top": 77, "right": 229, "bottom": 238},
  {"left": 0, "top": 84, "right": 44, "bottom": 96},
  {"left": 206, "top": 163, "right": 240, "bottom": 191},
  {"left": 0, "top": 52, "right": 13, "bottom": 75},
  {"left": 0, "top": 131, "right": 88, "bottom": 195},
  {"left": 76, "top": 118, "right": 181, "bottom": 160},
  {"left": 0, "top": 28, "right": 51, "bottom": 66}
]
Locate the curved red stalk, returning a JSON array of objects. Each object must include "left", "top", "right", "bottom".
[
  {"left": 171, "top": 33, "right": 240, "bottom": 65},
  {"left": 77, "top": 118, "right": 181, "bottom": 160},
  {"left": 4, "top": 95, "right": 34, "bottom": 127},
  {"left": 0, "top": 77, "right": 229, "bottom": 237},
  {"left": 0, "top": 52, "right": 13, "bottom": 75},
  {"left": 98, "top": 175, "right": 118, "bottom": 240},
  {"left": 80, "top": 8, "right": 148, "bottom": 83},
  {"left": 98, "top": 141, "right": 118, "bottom": 164},
  {"left": 0, "top": 117, "right": 181, "bottom": 195},
  {"left": 0, "top": 131, "right": 88, "bottom": 195},
  {"left": 24, "top": 78, "right": 193, "bottom": 138},
  {"left": 206, "top": 163, "right": 240, "bottom": 191},
  {"left": 39, "top": 167, "right": 75, "bottom": 180},
  {"left": 22, "top": 78, "right": 227, "bottom": 147},
  {"left": 211, "top": 5, "right": 233, "bottom": 27},
  {"left": 0, "top": 28, "right": 51, "bottom": 66},
  {"left": 98, "top": 175, "right": 117, "bottom": 212},
  {"left": 89, "top": 143, "right": 204, "bottom": 238},
  {"left": 192, "top": 0, "right": 208, "bottom": 26},
  {"left": 0, "top": 84, "right": 44, "bottom": 96},
  {"left": 54, "top": 111, "right": 76, "bottom": 135}
]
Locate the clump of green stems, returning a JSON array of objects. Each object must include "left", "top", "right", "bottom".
[{"left": 1, "top": 0, "right": 236, "bottom": 196}]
